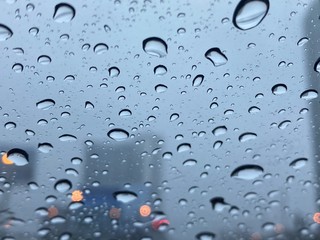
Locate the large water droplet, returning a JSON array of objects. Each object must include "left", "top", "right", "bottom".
[
  {"left": 289, "top": 158, "right": 307, "bottom": 169},
  {"left": 114, "top": 191, "right": 137, "bottom": 203},
  {"left": 108, "top": 67, "right": 120, "bottom": 77},
  {"left": 5, "top": 122, "right": 16, "bottom": 130},
  {"left": 233, "top": 0, "right": 269, "bottom": 30},
  {"left": 272, "top": 84, "right": 287, "bottom": 95},
  {"left": 205, "top": 48, "right": 228, "bottom": 67},
  {"left": 54, "top": 179, "right": 72, "bottom": 193},
  {"left": 239, "top": 132, "right": 257, "bottom": 142},
  {"left": 38, "top": 143, "right": 53, "bottom": 153},
  {"left": 6, "top": 148, "right": 29, "bottom": 166},
  {"left": 107, "top": 128, "right": 129, "bottom": 141},
  {"left": 213, "top": 141, "right": 223, "bottom": 150},
  {"left": 300, "top": 89, "right": 318, "bottom": 100},
  {"left": 36, "top": 99, "right": 55, "bottom": 110},
  {"left": 93, "top": 43, "right": 108, "bottom": 54},
  {"left": 142, "top": 37, "right": 168, "bottom": 57},
  {"left": 231, "top": 164, "right": 264, "bottom": 180},
  {"left": 119, "top": 109, "right": 132, "bottom": 117},
  {"left": 155, "top": 84, "right": 168, "bottom": 93},
  {"left": 212, "top": 126, "right": 227, "bottom": 136},
  {"left": 278, "top": 120, "right": 291, "bottom": 130},
  {"left": 183, "top": 159, "right": 197, "bottom": 166},
  {"left": 314, "top": 58, "right": 320, "bottom": 73},
  {"left": 53, "top": 3, "right": 75, "bottom": 23},
  {"left": 12, "top": 63, "right": 23, "bottom": 73},
  {"left": 59, "top": 134, "right": 77, "bottom": 142},
  {"left": 192, "top": 74, "right": 204, "bottom": 87},
  {"left": 0, "top": 24, "right": 13, "bottom": 41},
  {"left": 297, "top": 37, "right": 309, "bottom": 47}
]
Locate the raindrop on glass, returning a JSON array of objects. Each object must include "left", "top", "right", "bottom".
[
  {"left": 142, "top": 37, "right": 168, "bottom": 57},
  {"left": 107, "top": 128, "right": 129, "bottom": 141},
  {"left": 53, "top": 3, "right": 75, "bottom": 23},
  {"left": 205, "top": 48, "right": 228, "bottom": 67},
  {"left": 0, "top": 24, "right": 13, "bottom": 41},
  {"left": 231, "top": 164, "right": 264, "bottom": 180},
  {"left": 54, "top": 179, "right": 72, "bottom": 193}
]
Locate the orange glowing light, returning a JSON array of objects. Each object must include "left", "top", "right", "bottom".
[
  {"left": 2, "top": 153, "right": 13, "bottom": 165},
  {"left": 139, "top": 205, "right": 151, "bottom": 217},
  {"left": 250, "top": 232, "right": 261, "bottom": 240},
  {"left": 48, "top": 206, "right": 58, "bottom": 218},
  {"left": 71, "top": 190, "right": 83, "bottom": 202},
  {"left": 313, "top": 212, "right": 320, "bottom": 223}
]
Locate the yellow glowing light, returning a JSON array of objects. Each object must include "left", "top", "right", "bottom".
[
  {"left": 313, "top": 212, "right": 320, "bottom": 224},
  {"left": 139, "top": 205, "right": 151, "bottom": 217},
  {"left": 71, "top": 190, "right": 83, "bottom": 202},
  {"left": 2, "top": 153, "right": 13, "bottom": 165}
]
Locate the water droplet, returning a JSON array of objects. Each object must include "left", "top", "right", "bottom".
[
  {"left": 278, "top": 120, "right": 291, "bottom": 129},
  {"left": 248, "top": 106, "right": 260, "bottom": 113},
  {"left": 210, "top": 197, "right": 230, "bottom": 212},
  {"left": 108, "top": 67, "right": 120, "bottom": 77},
  {"left": 196, "top": 232, "right": 216, "bottom": 240},
  {"left": 114, "top": 191, "right": 137, "bottom": 203},
  {"left": 155, "top": 84, "right": 168, "bottom": 93},
  {"left": 177, "top": 143, "right": 191, "bottom": 152},
  {"left": 38, "top": 143, "right": 53, "bottom": 153},
  {"left": 170, "top": 113, "right": 179, "bottom": 121},
  {"left": 37, "top": 55, "right": 51, "bottom": 65},
  {"left": 4, "top": 122, "right": 16, "bottom": 130},
  {"left": 300, "top": 89, "right": 318, "bottom": 100},
  {"left": 6, "top": 148, "right": 29, "bottom": 166},
  {"left": 212, "top": 126, "right": 227, "bottom": 136},
  {"left": 314, "top": 58, "right": 320, "bottom": 73},
  {"left": 233, "top": 0, "right": 269, "bottom": 30},
  {"left": 205, "top": 48, "right": 228, "bottom": 67},
  {"left": 13, "top": 47, "right": 24, "bottom": 55},
  {"left": 119, "top": 109, "right": 132, "bottom": 117},
  {"left": 107, "top": 128, "right": 129, "bottom": 141},
  {"left": 213, "top": 141, "right": 223, "bottom": 150},
  {"left": 59, "top": 134, "right": 77, "bottom": 142},
  {"left": 104, "top": 24, "right": 111, "bottom": 32},
  {"left": 36, "top": 99, "right": 55, "bottom": 110},
  {"left": 0, "top": 24, "right": 13, "bottom": 41},
  {"left": 142, "top": 37, "right": 168, "bottom": 57},
  {"left": 53, "top": 3, "right": 75, "bottom": 23},
  {"left": 54, "top": 179, "right": 72, "bottom": 193},
  {"left": 183, "top": 159, "right": 197, "bottom": 166},
  {"left": 29, "top": 27, "right": 39, "bottom": 36},
  {"left": 192, "top": 74, "right": 204, "bottom": 87},
  {"left": 231, "top": 164, "right": 264, "bottom": 180},
  {"left": 272, "top": 84, "right": 287, "bottom": 95},
  {"left": 71, "top": 157, "right": 82, "bottom": 165},
  {"left": 289, "top": 158, "right": 307, "bottom": 169},
  {"left": 64, "top": 75, "right": 75, "bottom": 82},
  {"left": 154, "top": 65, "right": 167, "bottom": 76},
  {"left": 85, "top": 101, "right": 94, "bottom": 110},
  {"left": 25, "top": 129, "right": 35, "bottom": 136},
  {"left": 93, "top": 43, "right": 108, "bottom": 54},
  {"left": 12, "top": 63, "right": 23, "bottom": 73},
  {"left": 297, "top": 37, "right": 309, "bottom": 47},
  {"left": 65, "top": 168, "right": 78, "bottom": 176},
  {"left": 239, "top": 132, "right": 257, "bottom": 142}
]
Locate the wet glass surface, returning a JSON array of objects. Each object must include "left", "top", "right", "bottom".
[{"left": 0, "top": 0, "right": 320, "bottom": 239}]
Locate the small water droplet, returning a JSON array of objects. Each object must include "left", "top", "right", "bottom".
[
  {"left": 233, "top": 0, "right": 269, "bottom": 30},
  {"left": 205, "top": 48, "right": 228, "bottom": 67},
  {"left": 248, "top": 106, "right": 260, "bottom": 113},
  {"left": 107, "top": 128, "right": 129, "bottom": 141},
  {"left": 85, "top": 101, "right": 94, "bottom": 110},
  {"left": 36, "top": 99, "right": 55, "bottom": 110},
  {"left": 300, "top": 89, "right": 318, "bottom": 100},
  {"left": 155, "top": 84, "right": 168, "bottom": 93},
  {"left": 314, "top": 58, "right": 320, "bottom": 73},
  {"left": 29, "top": 27, "right": 39, "bottom": 36},
  {"left": 170, "top": 113, "right": 179, "bottom": 121},
  {"left": 213, "top": 141, "right": 223, "bottom": 150},
  {"left": 272, "top": 84, "right": 287, "bottom": 95},
  {"left": 297, "top": 37, "right": 309, "bottom": 47},
  {"left": 93, "top": 43, "right": 108, "bottom": 54},
  {"left": 278, "top": 120, "right": 291, "bottom": 129},
  {"left": 0, "top": 24, "right": 13, "bottom": 41},
  {"left": 183, "top": 159, "right": 197, "bottom": 166},
  {"left": 6, "top": 148, "right": 29, "bottom": 166},
  {"left": 114, "top": 191, "right": 137, "bottom": 203},
  {"left": 142, "top": 37, "right": 168, "bottom": 57},
  {"left": 53, "top": 3, "right": 75, "bottom": 23},
  {"left": 192, "top": 74, "right": 204, "bottom": 87},
  {"left": 177, "top": 143, "right": 191, "bottom": 152},
  {"left": 37, "top": 55, "right": 51, "bottom": 65},
  {"left": 154, "top": 65, "right": 167, "bottom": 76},
  {"left": 13, "top": 47, "right": 24, "bottom": 55},
  {"left": 212, "top": 126, "right": 227, "bottom": 136},
  {"left": 289, "top": 158, "right": 307, "bottom": 169},
  {"left": 239, "top": 132, "right": 257, "bottom": 142},
  {"left": 54, "top": 179, "right": 72, "bottom": 193},
  {"left": 12, "top": 63, "right": 23, "bottom": 73},
  {"left": 196, "top": 232, "right": 216, "bottom": 240},
  {"left": 59, "top": 134, "right": 77, "bottom": 142},
  {"left": 119, "top": 109, "right": 132, "bottom": 117},
  {"left": 231, "top": 164, "right": 264, "bottom": 180}
]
